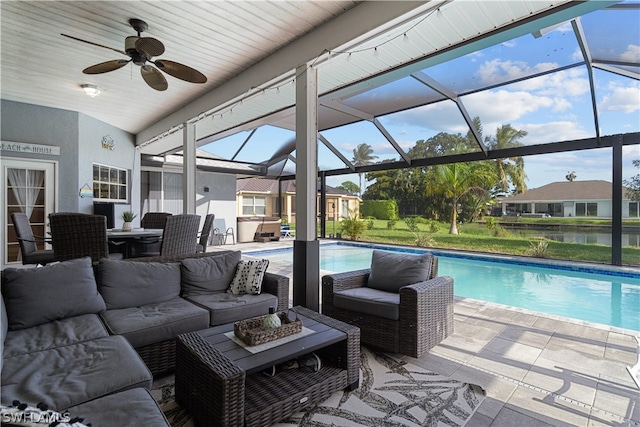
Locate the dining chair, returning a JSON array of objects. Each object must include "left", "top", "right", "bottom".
[
  {"left": 140, "top": 212, "right": 172, "bottom": 229},
  {"left": 49, "top": 212, "right": 123, "bottom": 263},
  {"left": 10, "top": 212, "right": 56, "bottom": 265},
  {"left": 138, "top": 212, "right": 172, "bottom": 255},
  {"left": 196, "top": 213, "right": 215, "bottom": 253},
  {"left": 141, "top": 214, "right": 201, "bottom": 257}
]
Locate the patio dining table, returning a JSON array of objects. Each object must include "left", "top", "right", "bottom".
[{"left": 107, "top": 228, "right": 163, "bottom": 258}]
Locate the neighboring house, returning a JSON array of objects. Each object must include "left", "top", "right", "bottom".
[
  {"left": 501, "top": 180, "right": 637, "bottom": 218},
  {"left": 236, "top": 177, "right": 361, "bottom": 223}
]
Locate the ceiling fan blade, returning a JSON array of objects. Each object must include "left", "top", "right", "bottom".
[
  {"left": 61, "top": 33, "right": 127, "bottom": 55},
  {"left": 141, "top": 65, "right": 168, "bottom": 91},
  {"left": 154, "top": 60, "right": 207, "bottom": 83},
  {"left": 83, "top": 59, "right": 131, "bottom": 74},
  {"left": 135, "top": 37, "right": 165, "bottom": 57}
]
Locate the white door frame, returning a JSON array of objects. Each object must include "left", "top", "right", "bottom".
[{"left": 1, "top": 157, "right": 58, "bottom": 268}]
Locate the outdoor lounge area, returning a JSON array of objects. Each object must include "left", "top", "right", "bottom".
[{"left": 2, "top": 1, "right": 639, "bottom": 426}]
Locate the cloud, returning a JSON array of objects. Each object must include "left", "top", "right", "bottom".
[
  {"left": 520, "top": 121, "right": 592, "bottom": 144},
  {"left": 571, "top": 47, "right": 583, "bottom": 62},
  {"left": 600, "top": 84, "right": 640, "bottom": 114},
  {"left": 478, "top": 59, "right": 558, "bottom": 86},
  {"left": 621, "top": 44, "right": 640, "bottom": 63},
  {"left": 510, "top": 68, "right": 589, "bottom": 97}
]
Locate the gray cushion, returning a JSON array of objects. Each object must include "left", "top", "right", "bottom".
[
  {"left": 1, "top": 296, "right": 6, "bottom": 373},
  {"left": 334, "top": 287, "right": 400, "bottom": 320},
  {"left": 367, "top": 250, "right": 433, "bottom": 292},
  {"left": 3, "top": 314, "right": 108, "bottom": 358},
  {"left": 97, "top": 259, "right": 181, "bottom": 309},
  {"left": 186, "top": 292, "right": 278, "bottom": 326},
  {"left": 100, "top": 297, "right": 209, "bottom": 348},
  {"left": 1, "top": 257, "right": 106, "bottom": 330},
  {"left": 0, "top": 335, "right": 152, "bottom": 411},
  {"left": 181, "top": 251, "right": 241, "bottom": 297},
  {"left": 65, "top": 388, "right": 170, "bottom": 425}
]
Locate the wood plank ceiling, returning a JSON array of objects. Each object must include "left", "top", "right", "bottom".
[{"left": 0, "top": 1, "right": 359, "bottom": 134}]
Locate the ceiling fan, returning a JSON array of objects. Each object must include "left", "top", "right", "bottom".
[{"left": 62, "top": 18, "right": 207, "bottom": 91}]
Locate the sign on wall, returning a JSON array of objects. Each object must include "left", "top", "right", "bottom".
[{"left": 1, "top": 141, "right": 60, "bottom": 156}]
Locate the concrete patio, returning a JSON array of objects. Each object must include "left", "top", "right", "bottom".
[{"left": 213, "top": 238, "right": 640, "bottom": 426}]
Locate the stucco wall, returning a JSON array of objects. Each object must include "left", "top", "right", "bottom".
[{"left": 1, "top": 100, "right": 136, "bottom": 216}]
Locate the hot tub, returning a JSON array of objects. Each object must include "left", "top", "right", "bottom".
[{"left": 237, "top": 216, "right": 281, "bottom": 242}]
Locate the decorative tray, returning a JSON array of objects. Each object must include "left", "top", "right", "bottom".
[{"left": 234, "top": 311, "right": 302, "bottom": 346}]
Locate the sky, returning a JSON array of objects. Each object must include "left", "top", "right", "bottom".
[{"left": 202, "top": 5, "right": 640, "bottom": 193}]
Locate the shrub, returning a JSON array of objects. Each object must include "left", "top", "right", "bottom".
[
  {"left": 485, "top": 217, "right": 496, "bottom": 230},
  {"left": 387, "top": 218, "right": 397, "bottom": 230},
  {"left": 361, "top": 200, "right": 398, "bottom": 220},
  {"left": 404, "top": 217, "right": 435, "bottom": 247},
  {"left": 529, "top": 240, "right": 549, "bottom": 258},
  {"left": 340, "top": 210, "right": 366, "bottom": 241},
  {"left": 365, "top": 216, "right": 376, "bottom": 230}
]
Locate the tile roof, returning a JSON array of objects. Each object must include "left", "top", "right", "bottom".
[
  {"left": 236, "top": 177, "right": 356, "bottom": 197},
  {"left": 504, "top": 180, "right": 630, "bottom": 202}
]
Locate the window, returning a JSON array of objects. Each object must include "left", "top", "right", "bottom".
[
  {"left": 93, "top": 164, "right": 128, "bottom": 202},
  {"left": 630, "top": 202, "right": 639, "bottom": 218},
  {"left": 576, "top": 202, "right": 598, "bottom": 217},
  {"left": 242, "top": 196, "right": 266, "bottom": 215}
]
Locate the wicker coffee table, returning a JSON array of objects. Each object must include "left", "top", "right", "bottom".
[{"left": 175, "top": 306, "right": 360, "bottom": 427}]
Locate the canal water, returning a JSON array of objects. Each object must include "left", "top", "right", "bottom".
[{"left": 503, "top": 227, "right": 640, "bottom": 247}]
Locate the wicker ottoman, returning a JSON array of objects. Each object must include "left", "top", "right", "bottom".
[{"left": 175, "top": 306, "right": 360, "bottom": 427}]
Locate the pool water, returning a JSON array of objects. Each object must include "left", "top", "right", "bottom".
[{"left": 250, "top": 243, "right": 640, "bottom": 332}]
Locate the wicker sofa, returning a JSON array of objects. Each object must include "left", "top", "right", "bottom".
[
  {"left": 322, "top": 250, "right": 453, "bottom": 358},
  {"left": 1, "top": 250, "right": 289, "bottom": 425}
]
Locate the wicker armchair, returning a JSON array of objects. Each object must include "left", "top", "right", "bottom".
[{"left": 322, "top": 252, "right": 453, "bottom": 358}]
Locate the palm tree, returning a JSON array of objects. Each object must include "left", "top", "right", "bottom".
[
  {"left": 487, "top": 124, "right": 528, "bottom": 194},
  {"left": 430, "top": 161, "right": 496, "bottom": 235},
  {"left": 352, "top": 143, "right": 378, "bottom": 196}
]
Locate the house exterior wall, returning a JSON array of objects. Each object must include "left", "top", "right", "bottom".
[
  {"left": 237, "top": 190, "right": 360, "bottom": 224},
  {"left": 503, "top": 198, "right": 627, "bottom": 218},
  {"left": 1, "top": 100, "right": 136, "bottom": 215}
]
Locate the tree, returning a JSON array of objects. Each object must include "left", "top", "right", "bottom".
[
  {"left": 336, "top": 181, "right": 360, "bottom": 196},
  {"left": 624, "top": 160, "right": 640, "bottom": 201},
  {"left": 352, "top": 143, "right": 378, "bottom": 196},
  {"left": 483, "top": 123, "right": 528, "bottom": 194},
  {"left": 429, "top": 161, "right": 496, "bottom": 235}
]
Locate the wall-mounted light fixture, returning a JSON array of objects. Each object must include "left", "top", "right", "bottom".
[{"left": 81, "top": 84, "right": 101, "bottom": 98}]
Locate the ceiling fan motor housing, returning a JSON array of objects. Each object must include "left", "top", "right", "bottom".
[{"left": 125, "top": 36, "right": 147, "bottom": 65}]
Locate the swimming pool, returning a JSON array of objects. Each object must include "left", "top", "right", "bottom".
[{"left": 248, "top": 243, "right": 640, "bottom": 332}]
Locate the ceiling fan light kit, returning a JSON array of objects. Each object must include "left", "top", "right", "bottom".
[
  {"left": 63, "top": 18, "right": 206, "bottom": 91},
  {"left": 80, "top": 84, "right": 101, "bottom": 98}
]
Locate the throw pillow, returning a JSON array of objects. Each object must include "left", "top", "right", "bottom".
[
  {"left": 181, "top": 251, "right": 242, "bottom": 297},
  {"left": 1, "top": 257, "right": 106, "bottom": 330},
  {"left": 367, "top": 250, "right": 433, "bottom": 293},
  {"left": 227, "top": 259, "right": 269, "bottom": 295}
]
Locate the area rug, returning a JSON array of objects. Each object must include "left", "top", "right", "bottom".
[{"left": 152, "top": 347, "right": 485, "bottom": 426}]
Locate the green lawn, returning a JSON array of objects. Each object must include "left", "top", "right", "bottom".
[{"left": 329, "top": 219, "right": 640, "bottom": 266}]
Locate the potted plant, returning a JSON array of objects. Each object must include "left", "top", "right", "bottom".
[{"left": 121, "top": 211, "right": 137, "bottom": 232}]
